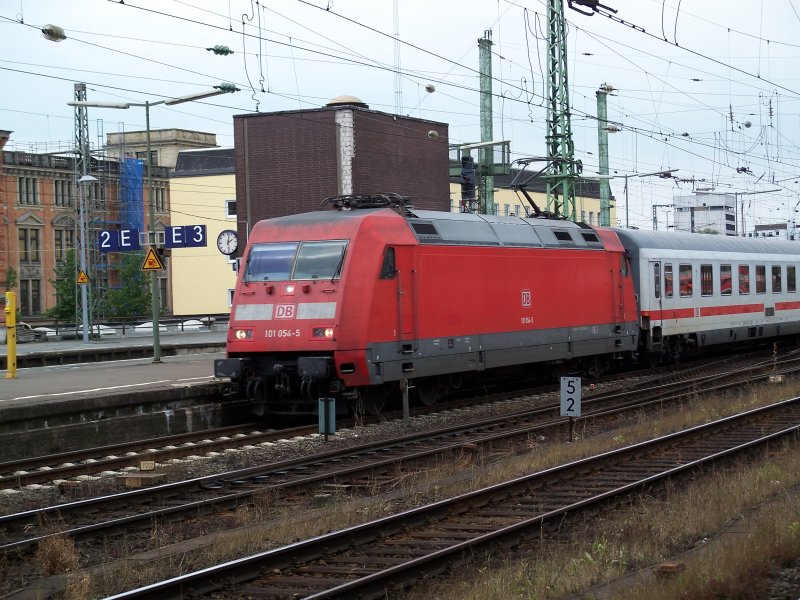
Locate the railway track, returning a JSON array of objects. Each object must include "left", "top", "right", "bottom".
[
  {"left": 106, "top": 397, "right": 800, "bottom": 599},
  {"left": 0, "top": 353, "right": 793, "bottom": 595},
  {"left": 0, "top": 351, "right": 781, "bottom": 491}
]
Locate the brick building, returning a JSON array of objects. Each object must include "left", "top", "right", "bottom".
[
  {"left": 233, "top": 95, "right": 450, "bottom": 243},
  {"left": 0, "top": 135, "right": 170, "bottom": 318}
]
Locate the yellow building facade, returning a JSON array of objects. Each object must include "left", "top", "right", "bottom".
[{"left": 169, "top": 150, "right": 238, "bottom": 316}]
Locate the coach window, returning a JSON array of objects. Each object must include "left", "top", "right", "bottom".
[
  {"left": 679, "top": 264, "right": 693, "bottom": 297},
  {"left": 664, "top": 264, "right": 673, "bottom": 298},
  {"left": 756, "top": 265, "right": 766, "bottom": 294},
  {"left": 788, "top": 266, "right": 796, "bottom": 293},
  {"left": 720, "top": 264, "right": 732, "bottom": 296},
  {"left": 739, "top": 265, "right": 750, "bottom": 294},
  {"left": 700, "top": 264, "right": 713, "bottom": 296},
  {"left": 772, "top": 265, "right": 782, "bottom": 293}
]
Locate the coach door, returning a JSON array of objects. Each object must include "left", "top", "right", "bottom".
[
  {"left": 394, "top": 246, "right": 417, "bottom": 351},
  {"left": 649, "top": 260, "right": 663, "bottom": 325}
]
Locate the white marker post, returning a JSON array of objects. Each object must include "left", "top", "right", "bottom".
[{"left": 560, "top": 376, "right": 582, "bottom": 442}]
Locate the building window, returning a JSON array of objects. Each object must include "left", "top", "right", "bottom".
[
  {"left": 152, "top": 187, "right": 167, "bottom": 213},
  {"left": 159, "top": 277, "right": 168, "bottom": 311},
  {"left": 788, "top": 266, "right": 796, "bottom": 293},
  {"left": 664, "top": 263, "right": 673, "bottom": 298},
  {"left": 720, "top": 264, "right": 732, "bottom": 296},
  {"left": 581, "top": 210, "right": 586, "bottom": 223},
  {"left": 54, "top": 179, "right": 73, "bottom": 207},
  {"left": 18, "top": 176, "right": 39, "bottom": 205},
  {"left": 504, "top": 204, "right": 510, "bottom": 216},
  {"left": 589, "top": 212, "right": 594, "bottom": 225},
  {"left": 492, "top": 203, "right": 499, "bottom": 215},
  {"left": 700, "top": 264, "right": 713, "bottom": 296},
  {"left": 19, "top": 279, "right": 42, "bottom": 316},
  {"left": 226, "top": 199, "right": 236, "bottom": 218},
  {"left": 136, "top": 150, "right": 158, "bottom": 166},
  {"left": 739, "top": 265, "right": 750, "bottom": 294},
  {"left": 772, "top": 265, "right": 782, "bottom": 293},
  {"left": 679, "top": 264, "right": 692, "bottom": 297},
  {"left": 18, "top": 227, "right": 41, "bottom": 263},
  {"left": 228, "top": 288, "right": 235, "bottom": 307},
  {"left": 54, "top": 227, "right": 75, "bottom": 262}
]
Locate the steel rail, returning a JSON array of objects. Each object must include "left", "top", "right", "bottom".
[
  {"left": 104, "top": 398, "right": 800, "bottom": 600},
  {"left": 0, "top": 358, "right": 789, "bottom": 559}
]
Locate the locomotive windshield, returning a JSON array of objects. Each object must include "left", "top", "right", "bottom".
[{"left": 245, "top": 240, "right": 348, "bottom": 281}]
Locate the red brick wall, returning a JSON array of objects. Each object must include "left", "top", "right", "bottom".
[
  {"left": 351, "top": 111, "right": 449, "bottom": 211},
  {"left": 234, "top": 110, "right": 339, "bottom": 242},
  {"left": 234, "top": 107, "right": 450, "bottom": 241}
]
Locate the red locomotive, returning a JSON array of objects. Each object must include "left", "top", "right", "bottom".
[
  {"left": 214, "top": 194, "right": 639, "bottom": 415},
  {"left": 215, "top": 194, "right": 800, "bottom": 415}
]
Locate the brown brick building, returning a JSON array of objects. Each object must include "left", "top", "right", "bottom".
[
  {"left": 233, "top": 96, "right": 450, "bottom": 242},
  {"left": 0, "top": 138, "right": 170, "bottom": 318}
]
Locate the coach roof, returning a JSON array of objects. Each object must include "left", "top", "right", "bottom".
[{"left": 614, "top": 228, "right": 800, "bottom": 256}]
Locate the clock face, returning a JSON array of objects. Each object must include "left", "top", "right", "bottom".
[{"left": 216, "top": 229, "right": 238, "bottom": 255}]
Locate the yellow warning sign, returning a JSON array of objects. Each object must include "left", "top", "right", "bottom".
[
  {"left": 77, "top": 270, "right": 90, "bottom": 284},
  {"left": 141, "top": 248, "right": 165, "bottom": 271}
]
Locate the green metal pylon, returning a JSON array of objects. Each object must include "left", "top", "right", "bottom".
[{"left": 545, "top": 0, "right": 580, "bottom": 221}]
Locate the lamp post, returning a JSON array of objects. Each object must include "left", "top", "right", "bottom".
[
  {"left": 68, "top": 84, "right": 239, "bottom": 362},
  {"left": 77, "top": 175, "right": 97, "bottom": 343}
]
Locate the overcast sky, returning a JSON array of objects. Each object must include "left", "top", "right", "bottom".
[{"left": 2, "top": 0, "right": 800, "bottom": 231}]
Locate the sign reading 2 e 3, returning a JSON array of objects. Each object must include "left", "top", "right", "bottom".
[
  {"left": 99, "top": 229, "right": 140, "bottom": 253},
  {"left": 165, "top": 225, "right": 206, "bottom": 248}
]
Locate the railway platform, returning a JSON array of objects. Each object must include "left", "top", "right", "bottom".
[{"left": 0, "top": 328, "right": 237, "bottom": 458}]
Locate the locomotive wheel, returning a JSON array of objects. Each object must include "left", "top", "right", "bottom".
[
  {"left": 415, "top": 378, "right": 442, "bottom": 406},
  {"left": 359, "top": 389, "right": 386, "bottom": 415},
  {"left": 586, "top": 357, "right": 610, "bottom": 378}
]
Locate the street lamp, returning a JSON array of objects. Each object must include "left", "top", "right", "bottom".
[
  {"left": 68, "top": 84, "right": 239, "bottom": 362},
  {"left": 77, "top": 174, "right": 97, "bottom": 343}
]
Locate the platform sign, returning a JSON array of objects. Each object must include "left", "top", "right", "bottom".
[
  {"left": 99, "top": 229, "right": 140, "bottom": 253},
  {"left": 76, "top": 270, "right": 90, "bottom": 285},
  {"left": 560, "top": 376, "right": 581, "bottom": 417},
  {"left": 165, "top": 225, "right": 206, "bottom": 248},
  {"left": 141, "top": 248, "right": 165, "bottom": 271}
]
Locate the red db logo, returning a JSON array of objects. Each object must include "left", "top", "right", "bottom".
[{"left": 275, "top": 304, "right": 296, "bottom": 319}]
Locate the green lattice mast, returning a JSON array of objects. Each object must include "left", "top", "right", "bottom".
[{"left": 545, "top": 0, "right": 579, "bottom": 220}]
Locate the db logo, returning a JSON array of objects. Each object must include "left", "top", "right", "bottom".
[
  {"left": 275, "top": 304, "right": 296, "bottom": 319},
  {"left": 521, "top": 289, "right": 532, "bottom": 308}
]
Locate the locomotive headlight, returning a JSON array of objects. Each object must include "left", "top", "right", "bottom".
[
  {"left": 284, "top": 284, "right": 295, "bottom": 294},
  {"left": 312, "top": 327, "right": 335, "bottom": 339},
  {"left": 234, "top": 328, "right": 253, "bottom": 340}
]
